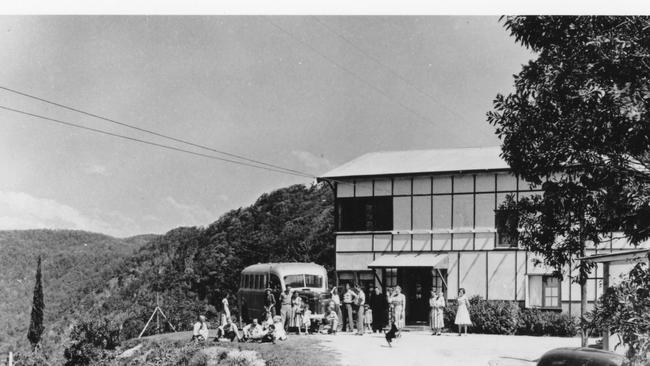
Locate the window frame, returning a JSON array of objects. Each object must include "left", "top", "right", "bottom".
[
  {"left": 336, "top": 196, "right": 393, "bottom": 232},
  {"left": 542, "top": 275, "right": 561, "bottom": 309},
  {"left": 495, "top": 208, "right": 519, "bottom": 248}
]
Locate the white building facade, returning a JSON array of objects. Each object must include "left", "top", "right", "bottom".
[{"left": 319, "top": 147, "right": 637, "bottom": 323}]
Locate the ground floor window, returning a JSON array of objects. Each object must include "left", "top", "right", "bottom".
[
  {"left": 528, "top": 275, "right": 561, "bottom": 309},
  {"left": 384, "top": 268, "right": 398, "bottom": 287}
]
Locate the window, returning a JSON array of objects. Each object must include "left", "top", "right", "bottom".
[
  {"left": 495, "top": 209, "right": 518, "bottom": 247},
  {"left": 358, "top": 272, "right": 374, "bottom": 294},
  {"left": 269, "top": 274, "right": 281, "bottom": 291},
  {"left": 337, "top": 197, "right": 392, "bottom": 231},
  {"left": 543, "top": 276, "right": 560, "bottom": 308},
  {"left": 284, "top": 275, "right": 305, "bottom": 288},
  {"left": 384, "top": 268, "right": 397, "bottom": 287},
  {"left": 304, "top": 275, "right": 324, "bottom": 288},
  {"left": 432, "top": 269, "right": 447, "bottom": 298}
]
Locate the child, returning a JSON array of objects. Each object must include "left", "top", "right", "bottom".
[
  {"left": 385, "top": 321, "right": 400, "bottom": 347},
  {"left": 301, "top": 305, "right": 312, "bottom": 334},
  {"left": 363, "top": 304, "right": 372, "bottom": 333}
]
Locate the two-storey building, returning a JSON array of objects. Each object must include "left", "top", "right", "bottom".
[{"left": 318, "top": 147, "right": 637, "bottom": 324}]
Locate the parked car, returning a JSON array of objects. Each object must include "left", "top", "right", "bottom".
[{"left": 537, "top": 348, "right": 628, "bottom": 366}]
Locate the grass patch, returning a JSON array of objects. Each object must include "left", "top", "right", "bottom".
[{"left": 118, "top": 332, "right": 340, "bottom": 366}]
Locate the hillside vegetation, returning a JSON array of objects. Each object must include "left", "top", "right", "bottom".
[
  {"left": 0, "top": 230, "right": 156, "bottom": 356},
  {"left": 81, "top": 183, "right": 334, "bottom": 340},
  {"left": 6, "top": 183, "right": 334, "bottom": 364}
]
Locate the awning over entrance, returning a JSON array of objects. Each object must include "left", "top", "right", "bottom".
[{"left": 368, "top": 253, "right": 448, "bottom": 268}]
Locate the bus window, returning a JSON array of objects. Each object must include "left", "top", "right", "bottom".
[
  {"left": 270, "top": 274, "right": 281, "bottom": 291},
  {"left": 284, "top": 274, "right": 304, "bottom": 288},
  {"left": 305, "top": 274, "right": 323, "bottom": 288}
]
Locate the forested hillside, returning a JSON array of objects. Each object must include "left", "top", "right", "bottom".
[
  {"left": 81, "top": 183, "right": 334, "bottom": 340},
  {"left": 6, "top": 183, "right": 334, "bottom": 364},
  {"left": 0, "top": 230, "right": 156, "bottom": 356}
]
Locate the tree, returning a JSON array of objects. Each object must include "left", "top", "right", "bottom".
[
  {"left": 488, "top": 16, "right": 650, "bottom": 347},
  {"left": 27, "top": 256, "right": 45, "bottom": 350}
]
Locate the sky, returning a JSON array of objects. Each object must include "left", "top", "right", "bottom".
[{"left": 0, "top": 16, "right": 535, "bottom": 237}]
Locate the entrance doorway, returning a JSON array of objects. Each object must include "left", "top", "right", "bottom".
[{"left": 399, "top": 267, "right": 433, "bottom": 324}]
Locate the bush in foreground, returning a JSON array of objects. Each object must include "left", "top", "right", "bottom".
[{"left": 444, "top": 296, "right": 577, "bottom": 337}]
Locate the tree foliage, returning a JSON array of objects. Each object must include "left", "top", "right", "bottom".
[
  {"left": 587, "top": 260, "right": 650, "bottom": 364},
  {"left": 489, "top": 15, "right": 650, "bottom": 349},
  {"left": 27, "top": 256, "right": 44, "bottom": 350}
]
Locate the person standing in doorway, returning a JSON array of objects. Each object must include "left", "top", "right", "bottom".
[
  {"left": 342, "top": 283, "right": 357, "bottom": 332},
  {"left": 279, "top": 285, "right": 293, "bottom": 331},
  {"left": 430, "top": 289, "right": 445, "bottom": 335},
  {"left": 354, "top": 283, "right": 366, "bottom": 335},
  {"left": 454, "top": 288, "right": 472, "bottom": 336},
  {"left": 390, "top": 286, "right": 406, "bottom": 329}
]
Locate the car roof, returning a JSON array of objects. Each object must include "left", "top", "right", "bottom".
[{"left": 241, "top": 262, "right": 326, "bottom": 274}]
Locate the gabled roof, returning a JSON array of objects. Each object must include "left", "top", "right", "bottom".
[{"left": 319, "top": 146, "right": 508, "bottom": 179}]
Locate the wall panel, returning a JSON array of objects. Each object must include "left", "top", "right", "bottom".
[
  {"left": 337, "top": 182, "right": 354, "bottom": 197},
  {"left": 392, "top": 234, "right": 411, "bottom": 252},
  {"left": 374, "top": 235, "right": 392, "bottom": 252},
  {"left": 459, "top": 252, "right": 487, "bottom": 298},
  {"left": 488, "top": 252, "right": 516, "bottom": 300},
  {"left": 447, "top": 253, "right": 459, "bottom": 298},
  {"left": 336, "top": 235, "right": 373, "bottom": 252},
  {"left": 433, "top": 233, "right": 452, "bottom": 251},
  {"left": 355, "top": 180, "right": 373, "bottom": 197},
  {"left": 336, "top": 253, "right": 374, "bottom": 271},
  {"left": 413, "top": 234, "right": 431, "bottom": 251}
]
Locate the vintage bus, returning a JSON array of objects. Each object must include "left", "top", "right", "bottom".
[{"left": 237, "top": 262, "right": 330, "bottom": 323}]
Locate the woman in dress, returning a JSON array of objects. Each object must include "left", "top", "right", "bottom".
[
  {"left": 429, "top": 289, "right": 445, "bottom": 335},
  {"left": 291, "top": 292, "right": 304, "bottom": 334},
  {"left": 454, "top": 288, "right": 472, "bottom": 336},
  {"left": 390, "top": 286, "right": 406, "bottom": 329}
]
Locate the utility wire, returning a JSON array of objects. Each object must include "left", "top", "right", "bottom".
[
  {"left": 0, "top": 104, "right": 315, "bottom": 179},
  {"left": 311, "top": 16, "right": 477, "bottom": 128},
  {"left": 0, "top": 85, "right": 314, "bottom": 177},
  {"left": 264, "top": 18, "right": 456, "bottom": 132}
]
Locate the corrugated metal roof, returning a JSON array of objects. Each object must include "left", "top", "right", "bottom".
[{"left": 320, "top": 146, "right": 508, "bottom": 179}]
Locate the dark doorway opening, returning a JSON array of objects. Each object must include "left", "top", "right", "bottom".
[{"left": 398, "top": 267, "right": 433, "bottom": 324}]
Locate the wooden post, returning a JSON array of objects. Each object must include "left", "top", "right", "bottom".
[
  {"left": 602, "top": 262, "right": 611, "bottom": 351},
  {"left": 8, "top": 351, "right": 13, "bottom": 366}
]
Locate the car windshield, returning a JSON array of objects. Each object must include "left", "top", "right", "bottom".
[{"left": 284, "top": 274, "right": 324, "bottom": 289}]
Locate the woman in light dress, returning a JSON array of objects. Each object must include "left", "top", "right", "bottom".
[
  {"left": 389, "top": 286, "right": 406, "bottom": 329},
  {"left": 429, "top": 289, "right": 445, "bottom": 335},
  {"left": 291, "top": 292, "right": 304, "bottom": 334},
  {"left": 454, "top": 288, "right": 472, "bottom": 336}
]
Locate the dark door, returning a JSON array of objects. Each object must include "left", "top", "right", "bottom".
[{"left": 399, "top": 267, "right": 433, "bottom": 324}]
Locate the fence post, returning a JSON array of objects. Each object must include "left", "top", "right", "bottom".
[{"left": 8, "top": 351, "right": 13, "bottom": 366}]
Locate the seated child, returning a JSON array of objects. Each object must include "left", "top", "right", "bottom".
[
  {"left": 272, "top": 315, "right": 287, "bottom": 341},
  {"left": 260, "top": 324, "right": 276, "bottom": 343}
]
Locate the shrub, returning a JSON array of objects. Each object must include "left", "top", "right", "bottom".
[
  {"left": 63, "top": 317, "right": 122, "bottom": 365},
  {"left": 443, "top": 296, "right": 577, "bottom": 337},
  {"left": 517, "top": 308, "right": 577, "bottom": 337}
]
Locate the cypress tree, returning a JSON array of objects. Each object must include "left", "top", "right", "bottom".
[{"left": 27, "top": 256, "right": 44, "bottom": 350}]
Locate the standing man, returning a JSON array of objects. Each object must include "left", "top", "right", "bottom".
[
  {"left": 355, "top": 283, "right": 366, "bottom": 335},
  {"left": 264, "top": 288, "right": 276, "bottom": 318},
  {"left": 342, "top": 283, "right": 357, "bottom": 332},
  {"left": 279, "top": 285, "right": 293, "bottom": 331}
]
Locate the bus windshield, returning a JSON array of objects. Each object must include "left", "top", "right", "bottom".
[{"left": 284, "top": 274, "right": 324, "bottom": 289}]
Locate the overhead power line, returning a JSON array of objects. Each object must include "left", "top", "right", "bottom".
[
  {"left": 311, "top": 17, "right": 476, "bottom": 128},
  {"left": 0, "top": 85, "right": 314, "bottom": 177},
  {"left": 264, "top": 18, "right": 456, "bottom": 132},
  {"left": 0, "top": 104, "right": 315, "bottom": 179}
]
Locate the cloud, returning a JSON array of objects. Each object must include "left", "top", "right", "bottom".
[
  {"left": 84, "top": 164, "right": 109, "bottom": 176},
  {"left": 164, "top": 196, "right": 220, "bottom": 227},
  {"left": 0, "top": 190, "right": 114, "bottom": 234},
  {"left": 291, "top": 150, "right": 334, "bottom": 173}
]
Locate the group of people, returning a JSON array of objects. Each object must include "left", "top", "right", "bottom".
[
  {"left": 328, "top": 284, "right": 473, "bottom": 338},
  {"left": 192, "top": 312, "right": 288, "bottom": 344},
  {"left": 191, "top": 285, "right": 473, "bottom": 344}
]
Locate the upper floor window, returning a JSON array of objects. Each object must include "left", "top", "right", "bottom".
[
  {"left": 495, "top": 209, "right": 519, "bottom": 247},
  {"left": 337, "top": 196, "right": 392, "bottom": 231}
]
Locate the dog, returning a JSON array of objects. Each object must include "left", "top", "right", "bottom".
[{"left": 385, "top": 322, "right": 400, "bottom": 347}]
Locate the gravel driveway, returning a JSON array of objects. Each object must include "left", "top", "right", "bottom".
[{"left": 312, "top": 331, "right": 586, "bottom": 366}]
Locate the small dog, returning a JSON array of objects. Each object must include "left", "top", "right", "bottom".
[{"left": 385, "top": 322, "right": 400, "bottom": 347}]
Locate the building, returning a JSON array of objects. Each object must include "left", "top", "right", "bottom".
[{"left": 318, "top": 146, "right": 642, "bottom": 323}]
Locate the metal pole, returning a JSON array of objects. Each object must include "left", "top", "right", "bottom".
[{"left": 602, "top": 262, "right": 611, "bottom": 351}]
